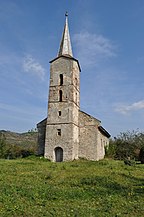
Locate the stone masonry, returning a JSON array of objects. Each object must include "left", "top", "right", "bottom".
[{"left": 37, "top": 14, "right": 110, "bottom": 162}]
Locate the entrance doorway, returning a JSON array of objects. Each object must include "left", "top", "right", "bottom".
[{"left": 55, "top": 147, "right": 63, "bottom": 162}]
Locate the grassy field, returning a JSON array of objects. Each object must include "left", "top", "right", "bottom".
[{"left": 0, "top": 157, "right": 144, "bottom": 217}]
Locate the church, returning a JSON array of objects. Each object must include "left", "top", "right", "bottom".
[{"left": 37, "top": 14, "right": 110, "bottom": 162}]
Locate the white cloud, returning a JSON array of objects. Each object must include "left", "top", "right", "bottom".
[
  {"left": 23, "top": 55, "right": 46, "bottom": 81},
  {"left": 73, "top": 31, "right": 117, "bottom": 67},
  {"left": 115, "top": 100, "right": 144, "bottom": 115}
]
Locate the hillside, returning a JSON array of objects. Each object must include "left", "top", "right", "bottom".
[{"left": 0, "top": 130, "right": 38, "bottom": 150}]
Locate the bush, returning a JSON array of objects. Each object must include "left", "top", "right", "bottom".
[
  {"left": 20, "top": 149, "right": 34, "bottom": 158},
  {"left": 139, "top": 146, "right": 144, "bottom": 164},
  {"left": 105, "top": 139, "right": 116, "bottom": 158},
  {"left": 124, "top": 159, "right": 135, "bottom": 166},
  {"left": 0, "top": 133, "right": 7, "bottom": 158},
  {"left": 106, "top": 130, "right": 144, "bottom": 160},
  {"left": 0, "top": 134, "right": 35, "bottom": 159}
]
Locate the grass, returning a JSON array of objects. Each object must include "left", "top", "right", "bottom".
[{"left": 0, "top": 157, "right": 144, "bottom": 217}]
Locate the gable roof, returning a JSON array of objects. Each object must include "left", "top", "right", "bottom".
[
  {"left": 80, "top": 110, "right": 101, "bottom": 123},
  {"left": 98, "top": 126, "right": 111, "bottom": 138},
  {"left": 37, "top": 118, "right": 47, "bottom": 127}
]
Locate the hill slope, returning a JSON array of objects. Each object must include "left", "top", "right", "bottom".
[{"left": 0, "top": 130, "right": 38, "bottom": 150}]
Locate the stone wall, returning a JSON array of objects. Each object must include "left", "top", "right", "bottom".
[
  {"left": 44, "top": 56, "right": 80, "bottom": 161},
  {"left": 97, "top": 128, "right": 109, "bottom": 160},
  {"left": 37, "top": 111, "right": 110, "bottom": 161},
  {"left": 37, "top": 118, "right": 47, "bottom": 155},
  {"left": 79, "top": 111, "right": 109, "bottom": 161},
  {"left": 44, "top": 123, "right": 79, "bottom": 161},
  {"left": 79, "top": 111, "right": 100, "bottom": 160}
]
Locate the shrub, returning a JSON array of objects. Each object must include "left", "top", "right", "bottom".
[
  {"left": 0, "top": 133, "right": 7, "bottom": 158},
  {"left": 0, "top": 135, "right": 35, "bottom": 159},
  {"left": 139, "top": 146, "right": 144, "bottom": 164},
  {"left": 106, "top": 130, "right": 144, "bottom": 160},
  {"left": 105, "top": 139, "right": 116, "bottom": 158}
]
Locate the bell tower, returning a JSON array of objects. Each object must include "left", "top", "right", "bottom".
[{"left": 44, "top": 13, "right": 81, "bottom": 162}]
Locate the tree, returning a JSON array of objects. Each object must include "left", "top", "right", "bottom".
[
  {"left": 106, "top": 130, "right": 144, "bottom": 160},
  {"left": 0, "top": 133, "right": 7, "bottom": 158},
  {"left": 139, "top": 146, "right": 144, "bottom": 164}
]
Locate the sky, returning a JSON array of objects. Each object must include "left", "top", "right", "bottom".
[{"left": 0, "top": 0, "right": 144, "bottom": 137}]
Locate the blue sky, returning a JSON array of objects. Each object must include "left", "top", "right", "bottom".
[{"left": 0, "top": 0, "right": 144, "bottom": 137}]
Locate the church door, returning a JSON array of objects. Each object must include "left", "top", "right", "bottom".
[{"left": 55, "top": 147, "right": 63, "bottom": 162}]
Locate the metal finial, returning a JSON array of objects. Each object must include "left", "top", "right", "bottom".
[{"left": 65, "top": 11, "right": 68, "bottom": 17}]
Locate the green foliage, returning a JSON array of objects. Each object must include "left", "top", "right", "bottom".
[
  {"left": 124, "top": 159, "right": 135, "bottom": 166},
  {"left": 0, "top": 130, "right": 37, "bottom": 152},
  {"left": 0, "top": 132, "right": 7, "bottom": 158},
  {"left": 0, "top": 131, "right": 37, "bottom": 159},
  {"left": 106, "top": 130, "right": 144, "bottom": 160},
  {"left": 105, "top": 139, "right": 116, "bottom": 158},
  {"left": 28, "top": 128, "right": 38, "bottom": 135},
  {"left": 0, "top": 158, "right": 144, "bottom": 216},
  {"left": 139, "top": 146, "right": 144, "bottom": 164},
  {"left": 0, "top": 135, "right": 35, "bottom": 160}
]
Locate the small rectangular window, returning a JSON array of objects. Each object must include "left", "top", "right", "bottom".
[
  {"left": 59, "top": 90, "right": 62, "bottom": 102},
  {"left": 75, "top": 77, "right": 77, "bottom": 86},
  {"left": 57, "top": 129, "right": 61, "bottom": 136},
  {"left": 58, "top": 111, "right": 61, "bottom": 116},
  {"left": 60, "top": 74, "right": 63, "bottom": 86}
]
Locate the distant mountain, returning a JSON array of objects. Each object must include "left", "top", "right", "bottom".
[{"left": 0, "top": 130, "right": 38, "bottom": 150}]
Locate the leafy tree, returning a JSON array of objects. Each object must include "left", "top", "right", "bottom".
[
  {"left": 106, "top": 130, "right": 144, "bottom": 160},
  {"left": 0, "top": 132, "right": 7, "bottom": 158},
  {"left": 139, "top": 146, "right": 144, "bottom": 164},
  {"left": 0, "top": 132, "right": 35, "bottom": 159},
  {"left": 105, "top": 139, "right": 116, "bottom": 158},
  {"left": 28, "top": 128, "right": 38, "bottom": 134}
]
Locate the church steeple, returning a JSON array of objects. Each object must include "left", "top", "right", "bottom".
[{"left": 58, "top": 12, "right": 73, "bottom": 57}]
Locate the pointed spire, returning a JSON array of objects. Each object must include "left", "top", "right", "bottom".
[{"left": 58, "top": 12, "right": 73, "bottom": 57}]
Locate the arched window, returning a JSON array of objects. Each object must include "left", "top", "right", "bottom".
[
  {"left": 60, "top": 74, "right": 63, "bottom": 86},
  {"left": 59, "top": 90, "right": 62, "bottom": 102}
]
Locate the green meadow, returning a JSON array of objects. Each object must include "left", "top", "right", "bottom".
[{"left": 0, "top": 157, "right": 144, "bottom": 217}]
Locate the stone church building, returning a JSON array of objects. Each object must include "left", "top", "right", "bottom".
[{"left": 37, "top": 14, "right": 110, "bottom": 162}]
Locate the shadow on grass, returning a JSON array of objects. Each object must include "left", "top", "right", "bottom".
[
  {"left": 68, "top": 174, "right": 144, "bottom": 198},
  {"left": 78, "top": 176, "right": 127, "bottom": 196},
  {"left": 121, "top": 173, "right": 144, "bottom": 195},
  {"left": 121, "top": 173, "right": 144, "bottom": 183}
]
